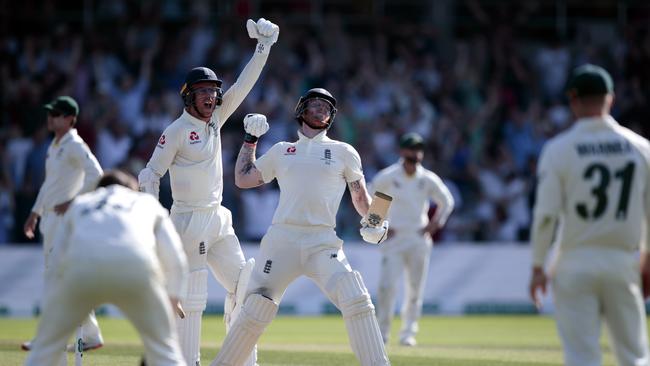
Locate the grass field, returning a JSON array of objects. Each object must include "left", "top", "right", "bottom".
[{"left": 1, "top": 315, "right": 645, "bottom": 365}]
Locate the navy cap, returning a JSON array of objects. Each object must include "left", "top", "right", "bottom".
[
  {"left": 44, "top": 96, "right": 79, "bottom": 116},
  {"left": 399, "top": 132, "right": 425, "bottom": 149},
  {"left": 566, "top": 64, "right": 614, "bottom": 97}
]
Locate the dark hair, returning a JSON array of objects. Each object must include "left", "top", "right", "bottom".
[{"left": 96, "top": 170, "right": 138, "bottom": 190}]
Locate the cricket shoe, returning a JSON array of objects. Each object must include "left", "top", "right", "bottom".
[
  {"left": 399, "top": 336, "right": 417, "bottom": 347},
  {"left": 22, "top": 339, "right": 104, "bottom": 352},
  {"left": 66, "top": 340, "right": 104, "bottom": 352}
]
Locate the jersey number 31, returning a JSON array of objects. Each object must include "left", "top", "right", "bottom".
[{"left": 576, "top": 161, "right": 635, "bottom": 220}]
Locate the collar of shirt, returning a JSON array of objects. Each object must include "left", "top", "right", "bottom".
[
  {"left": 297, "top": 129, "right": 329, "bottom": 143},
  {"left": 54, "top": 128, "right": 77, "bottom": 147},
  {"left": 573, "top": 115, "right": 619, "bottom": 132}
]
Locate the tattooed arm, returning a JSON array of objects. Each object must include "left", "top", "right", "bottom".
[
  {"left": 348, "top": 178, "right": 372, "bottom": 217},
  {"left": 234, "top": 143, "right": 265, "bottom": 189}
]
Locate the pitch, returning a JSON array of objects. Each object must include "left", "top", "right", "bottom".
[{"left": 0, "top": 315, "right": 640, "bottom": 365}]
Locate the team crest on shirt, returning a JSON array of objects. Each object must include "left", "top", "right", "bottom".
[
  {"left": 284, "top": 146, "right": 297, "bottom": 155},
  {"left": 320, "top": 148, "right": 333, "bottom": 165},
  {"left": 157, "top": 134, "right": 166, "bottom": 148},
  {"left": 189, "top": 131, "right": 201, "bottom": 144},
  {"left": 56, "top": 148, "right": 64, "bottom": 158}
]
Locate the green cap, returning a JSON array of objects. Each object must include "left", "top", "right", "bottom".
[
  {"left": 44, "top": 96, "right": 79, "bottom": 116},
  {"left": 566, "top": 64, "right": 614, "bottom": 97},
  {"left": 399, "top": 132, "right": 425, "bottom": 149}
]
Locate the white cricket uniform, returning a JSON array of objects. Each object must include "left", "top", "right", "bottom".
[
  {"left": 226, "top": 129, "right": 389, "bottom": 366},
  {"left": 31, "top": 128, "right": 103, "bottom": 264},
  {"left": 25, "top": 185, "right": 188, "bottom": 366},
  {"left": 140, "top": 51, "right": 268, "bottom": 365},
  {"left": 533, "top": 115, "right": 650, "bottom": 366},
  {"left": 30, "top": 128, "right": 103, "bottom": 344},
  {"left": 370, "top": 161, "right": 454, "bottom": 344}
]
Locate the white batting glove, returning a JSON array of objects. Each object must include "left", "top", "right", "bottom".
[
  {"left": 247, "top": 18, "right": 279, "bottom": 54},
  {"left": 244, "top": 113, "right": 269, "bottom": 137},
  {"left": 359, "top": 219, "right": 389, "bottom": 245}
]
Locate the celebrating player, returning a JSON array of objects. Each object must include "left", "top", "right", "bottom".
[
  {"left": 22, "top": 96, "right": 104, "bottom": 352},
  {"left": 210, "top": 88, "right": 390, "bottom": 366},
  {"left": 138, "top": 18, "right": 279, "bottom": 366},
  {"left": 371, "top": 132, "right": 454, "bottom": 346},
  {"left": 25, "top": 170, "right": 188, "bottom": 366},
  {"left": 529, "top": 64, "right": 650, "bottom": 366}
]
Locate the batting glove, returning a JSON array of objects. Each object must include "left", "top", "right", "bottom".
[
  {"left": 359, "top": 219, "right": 389, "bottom": 245},
  {"left": 247, "top": 18, "right": 279, "bottom": 54},
  {"left": 243, "top": 113, "right": 269, "bottom": 144}
]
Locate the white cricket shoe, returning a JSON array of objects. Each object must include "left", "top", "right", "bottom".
[
  {"left": 65, "top": 340, "right": 104, "bottom": 352},
  {"left": 399, "top": 336, "right": 417, "bottom": 347}
]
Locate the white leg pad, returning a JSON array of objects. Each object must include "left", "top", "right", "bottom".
[
  {"left": 179, "top": 269, "right": 208, "bottom": 366},
  {"left": 211, "top": 294, "right": 277, "bottom": 366},
  {"left": 337, "top": 271, "right": 390, "bottom": 366}
]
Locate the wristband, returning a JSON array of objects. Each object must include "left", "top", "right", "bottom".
[{"left": 244, "top": 133, "right": 258, "bottom": 144}]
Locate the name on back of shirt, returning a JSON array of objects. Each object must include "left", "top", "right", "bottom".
[{"left": 575, "top": 140, "right": 632, "bottom": 157}]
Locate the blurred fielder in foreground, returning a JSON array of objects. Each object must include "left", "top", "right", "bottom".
[
  {"left": 25, "top": 170, "right": 188, "bottom": 366},
  {"left": 371, "top": 132, "right": 454, "bottom": 346},
  {"left": 210, "top": 88, "right": 390, "bottom": 366},
  {"left": 22, "top": 96, "right": 104, "bottom": 352},
  {"left": 138, "top": 17, "right": 279, "bottom": 366},
  {"left": 529, "top": 64, "right": 650, "bottom": 366}
]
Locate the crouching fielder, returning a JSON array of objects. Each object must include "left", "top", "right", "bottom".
[
  {"left": 211, "top": 89, "right": 390, "bottom": 366},
  {"left": 25, "top": 171, "right": 188, "bottom": 366}
]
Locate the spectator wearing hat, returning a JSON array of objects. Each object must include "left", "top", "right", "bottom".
[
  {"left": 371, "top": 132, "right": 455, "bottom": 346},
  {"left": 21, "top": 95, "right": 105, "bottom": 353},
  {"left": 529, "top": 64, "right": 650, "bottom": 366}
]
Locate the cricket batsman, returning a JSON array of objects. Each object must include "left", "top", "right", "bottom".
[
  {"left": 138, "top": 18, "right": 279, "bottom": 366},
  {"left": 211, "top": 88, "right": 391, "bottom": 366}
]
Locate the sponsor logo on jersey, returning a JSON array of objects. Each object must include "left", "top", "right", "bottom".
[
  {"left": 157, "top": 134, "right": 166, "bottom": 148},
  {"left": 189, "top": 131, "right": 201, "bottom": 144},
  {"left": 199, "top": 241, "right": 206, "bottom": 255},
  {"left": 284, "top": 146, "right": 297, "bottom": 155}
]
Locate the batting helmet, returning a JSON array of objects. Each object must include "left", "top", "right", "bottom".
[
  {"left": 294, "top": 88, "right": 337, "bottom": 129},
  {"left": 180, "top": 67, "right": 223, "bottom": 107}
]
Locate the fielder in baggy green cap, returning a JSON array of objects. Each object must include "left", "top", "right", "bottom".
[
  {"left": 44, "top": 96, "right": 79, "bottom": 116},
  {"left": 565, "top": 64, "right": 614, "bottom": 97}
]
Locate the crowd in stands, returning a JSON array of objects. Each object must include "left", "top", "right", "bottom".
[{"left": 1, "top": 0, "right": 649, "bottom": 244}]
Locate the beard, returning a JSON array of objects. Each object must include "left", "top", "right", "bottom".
[{"left": 404, "top": 156, "right": 420, "bottom": 164}]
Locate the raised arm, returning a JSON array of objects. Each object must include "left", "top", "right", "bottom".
[
  {"left": 234, "top": 114, "right": 269, "bottom": 189},
  {"left": 216, "top": 19, "right": 279, "bottom": 124}
]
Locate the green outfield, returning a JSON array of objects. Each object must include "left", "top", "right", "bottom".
[{"left": 0, "top": 315, "right": 643, "bottom": 365}]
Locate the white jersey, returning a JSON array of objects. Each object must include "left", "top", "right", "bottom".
[
  {"left": 31, "top": 129, "right": 103, "bottom": 215},
  {"left": 143, "top": 52, "right": 268, "bottom": 213},
  {"left": 49, "top": 185, "right": 188, "bottom": 298},
  {"left": 254, "top": 130, "right": 364, "bottom": 227},
  {"left": 371, "top": 161, "right": 454, "bottom": 232},
  {"left": 533, "top": 116, "right": 650, "bottom": 265}
]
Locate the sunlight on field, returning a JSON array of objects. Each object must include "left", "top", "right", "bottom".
[{"left": 1, "top": 315, "right": 643, "bottom": 366}]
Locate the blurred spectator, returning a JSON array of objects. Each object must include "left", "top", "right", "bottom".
[{"left": 2, "top": 0, "right": 649, "bottom": 244}]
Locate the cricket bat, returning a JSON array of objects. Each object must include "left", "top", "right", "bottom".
[{"left": 366, "top": 191, "right": 393, "bottom": 227}]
